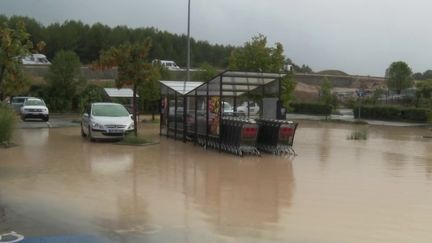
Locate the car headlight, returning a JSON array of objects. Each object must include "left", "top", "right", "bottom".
[{"left": 92, "top": 122, "right": 105, "bottom": 130}]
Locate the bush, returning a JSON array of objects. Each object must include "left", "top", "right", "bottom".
[
  {"left": 354, "top": 105, "right": 401, "bottom": 120},
  {"left": 0, "top": 103, "right": 17, "bottom": 145},
  {"left": 401, "top": 108, "right": 431, "bottom": 122},
  {"left": 291, "top": 102, "right": 333, "bottom": 116},
  {"left": 353, "top": 105, "right": 431, "bottom": 122},
  {"left": 347, "top": 129, "right": 368, "bottom": 140}
]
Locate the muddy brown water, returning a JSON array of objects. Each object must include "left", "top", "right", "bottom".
[{"left": 1, "top": 121, "right": 432, "bottom": 242}]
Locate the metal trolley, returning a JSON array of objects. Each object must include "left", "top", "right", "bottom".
[
  {"left": 256, "top": 119, "right": 298, "bottom": 155},
  {"left": 219, "top": 117, "right": 260, "bottom": 156}
]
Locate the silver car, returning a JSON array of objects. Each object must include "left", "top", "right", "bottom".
[{"left": 81, "top": 103, "right": 134, "bottom": 141}]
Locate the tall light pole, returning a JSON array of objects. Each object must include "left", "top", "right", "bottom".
[
  {"left": 183, "top": 0, "right": 191, "bottom": 143},
  {"left": 184, "top": 0, "right": 191, "bottom": 93}
]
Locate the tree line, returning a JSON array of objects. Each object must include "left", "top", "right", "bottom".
[{"left": 0, "top": 15, "right": 235, "bottom": 68}]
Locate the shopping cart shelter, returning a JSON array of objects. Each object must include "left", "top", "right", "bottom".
[{"left": 159, "top": 71, "right": 298, "bottom": 156}]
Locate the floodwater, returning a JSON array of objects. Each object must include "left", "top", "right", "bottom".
[{"left": 1, "top": 121, "right": 432, "bottom": 242}]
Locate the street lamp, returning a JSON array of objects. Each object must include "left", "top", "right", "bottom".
[
  {"left": 183, "top": 0, "right": 191, "bottom": 142},
  {"left": 184, "top": 0, "right": 191, "bottom": 93}
]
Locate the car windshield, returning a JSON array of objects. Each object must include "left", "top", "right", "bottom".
[
  {"left": 92, "top": 104, "right": 129, "bottom": 117},
  {"left": 25, "top": 99, "right": 45, "bottom": 106}
]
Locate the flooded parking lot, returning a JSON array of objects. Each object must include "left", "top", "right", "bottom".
[{"left": 1, "top": 121, "right": 432, "bottom": 242}]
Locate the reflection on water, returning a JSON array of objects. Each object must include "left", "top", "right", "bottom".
[
  {"left": 383, "top": 152, "right": 407, "bottom": 177},
  {"left": 1, "top": 123, "right": 432, "bottom": 242},
  {"left": 87, "top": 146, "right": 133, "bottom": 176},
  {"left": 19, "top": 128, "right": 49, "bottom": 146},
  {"left": 150, "top": 152, "right": 295, "bottom": 239}
]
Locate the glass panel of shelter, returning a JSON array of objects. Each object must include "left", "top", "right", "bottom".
[{"left": 161, "top": 71, "right": 285, "bottom": 145}]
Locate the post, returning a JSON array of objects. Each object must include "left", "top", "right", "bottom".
[
  {"left": 132, "top": 85, "right": 138, "bottom": 136},
  {"left": 219, "top": 74, "right": 223, "bottom": 152},
  {"left": 206, "top": 84, "right": 209, "bottom": 147},
  {"left": 166, "top": 95, "right": 170, "bottom": 138},
  {"left": 247, "top": 92, "right": 250, "bottom": 118},
  {"left": 159, "top": 96, "right": 162, "bottom": 136},
  {"left": 358, "top": 96, "right": 362, "bottom": 119},
  {"left": 194, "top": 90, "right": 198, "bottom": 145},
  {"left": 174, "top": 93, "right": 178, "bottom": 140},
  {"left": 183, "top": 96, "right": 187, "bottom": 143},
  {"left": 184, "top": 0, "right": 191, "bottom": 93}
]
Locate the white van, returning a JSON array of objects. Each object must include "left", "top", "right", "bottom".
[
  {"left": 21, "top": 54, "right": 51, "bottom": 65},
  {"left": 153, "top": 59, "right": 181, "bottom": 70}
]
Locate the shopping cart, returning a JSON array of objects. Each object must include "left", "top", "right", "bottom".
[
  {"left": 256, "top": 119, "right": 298, "bottom": 155},
  {"left": 218, "top": 117, "right": 260, "bottom": 156}
]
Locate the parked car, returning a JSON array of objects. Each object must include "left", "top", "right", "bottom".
[
  {"left": 20, "top": 98, "right": 49, "bottom": 121},
  {"left": 10, "top": 96, "right": 33, "bottom": 113},
  {"left": 20, "top": 54, "right": 51, "bottom": 65},
  {"left": 236, "top": 101, "right": 260, "bottom": 116},
  {"left": 152, "top": 59, "right": 181, "bottom": 70},
  {"left": 81, "top": 103, "right": 134, "bottom": 141}
]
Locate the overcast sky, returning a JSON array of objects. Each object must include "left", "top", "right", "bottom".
[{"left": 1, "top": 0, "right": 431, "bottom": 76}]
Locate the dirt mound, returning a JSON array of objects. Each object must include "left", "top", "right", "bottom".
[
  {"left": 350, "top": 77, "right": 386, "bottom": 89},
  {"left": 317, "top": 70, "right": 349, "bottom": 76},
  {"left": 293, "top": 82, "right": 319, "bottom": 102}
]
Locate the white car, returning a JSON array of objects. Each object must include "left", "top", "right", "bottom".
[
  {"left": 20, "top": 54, "right": 51, "bottom": 65},
  {"left": 20, "top": 98, "right": 49, "bottom": 121},
  {"left": 236, "top": 102, "right": 260, "bottom": 116},
  {"left": 153, "top": 59, "right": 181, "bottom": 70},
  {"left": 81, "top": 103, "right": 134, "bottom": 141}
]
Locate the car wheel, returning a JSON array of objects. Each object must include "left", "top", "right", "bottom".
[
  {"left": 81, "top": 124, "right": 87, "bottom": 137},
  {"left": 43, "top": 116, "right": 49, "bottom": 122},
  {"left": 88, "top": 126, "right": 96, "bottom": 142}
]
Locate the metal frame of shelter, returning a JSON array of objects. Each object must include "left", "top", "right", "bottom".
[{"left": 159, "top": 71, "right": 287, "bottom": 148}]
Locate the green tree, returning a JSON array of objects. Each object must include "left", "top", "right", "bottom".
[
  {"left": 385, "top": 61, "right": 413, "bottom": 94},
  {"left": 319, "top": 78, "right": 337, "bottom": 108},
  {"left": 228, "top": 34, "right": 284, "bottom": 72},
  {"left": 139, "top": 71, "right": 160, "bottom": 121},
  {"left": 193, "top": 63, "right": 217, "bottom": 81},
  {"left": 412, "top": 72, "right": 423, "bottom": 80},
  {"left": 45, "top": 50, "right": 83, "bottom": 111},
  {"left": 228, "top": 34, "right": 297, "bottom": 108},
  {"left": 280, "top": 72, "right": 297, "bottom": 109},
  {"left": 422, "top": 70, "right": 432, "bottom": 80},
  {"left": 79, "top": 84, "right": 107, "bottom": 112},
  {"left": 416, "top": 80, "right": 432, "bottom": 99},
  {"left": 0, "top": 21, "right": 33, "bottom": 100},
  {"left": 415, "top": 80, "right": 432, "bottom": 108},
  {"left": 96, "top": 40, "right": 159, "bottom": 136}
]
